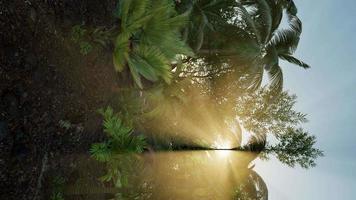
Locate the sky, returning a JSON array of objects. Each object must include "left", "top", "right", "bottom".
[{"left": 255, "top": 0, "right": 356, "bottom": 199}]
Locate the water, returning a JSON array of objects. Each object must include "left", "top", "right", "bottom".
[{"left": 61, "top": 151, "right": 268, "bottom": 200}]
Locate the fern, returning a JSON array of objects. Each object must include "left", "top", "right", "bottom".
[
  {"left": 90, "top": 143, "right": 112, "bottom": 162},
  {"left": 90, "top": 107, "right": 147, "bottom": 163}
]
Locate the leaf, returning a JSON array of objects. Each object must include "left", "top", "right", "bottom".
[
  {"left": 279, "top": 54, "right": 310, "bottom": 69},
  {"left": 269, "top": 29, "right": 300, "bottom": 54},
  {"left": 127, "top": 56, "right": 143, "bottom": 88},
  {"left": 90, "top": 143, "right": 112, "bottom": 162},
  {"left": 255, "top": 0, "right": 272, "bottom": 43},
  {"left": 113, "top": 31, "right": 131, "bottom": 72},
  {"left": 119, "top": 0, "right": 134, "bottom": 27},
  {"left": 131, "top": 54, "right": 159, "bottom": 82},
  {"left": 267, "top": 64, "right": 283, "bottom": 93},
  {"left": 99, "top": 173, "right": 113, "bottom": 182},
  {"left": 235, "top": 4, "right": 261, "bottom": 44},
  {"left": 287, "top": 14, "right": 302, "bottom": 34}
]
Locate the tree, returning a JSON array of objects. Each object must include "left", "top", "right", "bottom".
[
  {"left": 266, "top": 127, "right": 324, "bottom": 169},
  {"left": 236, "top": 88, "right": 323, "bottom": 168},
  {"left": 176, "top": 0, "right": 310, "bottom": 93}
]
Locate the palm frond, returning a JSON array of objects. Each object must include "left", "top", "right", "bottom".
[
  {"left": 113, "top": 0, "right": 194, "bottom": 88},
  {"left": 269, "top": 29, "right": 300, "bottom": 54},
  {"left": 285, "top": 0, "right": 298, "bottom": 16},
  {"left": 235, "top": 4, "right": 261, "bottom": 44},
  {"left": 246, "top": 64, "right": 264, "bottom": 91},
  {"left": 279, "top": 54, "right": 310, "bottom": 69},
  {"left": 127, "top": 56, "right": 143, "bottom": 88},
  {"left": 254, "top": 0, "right": 272, "bottom": 43},
  {"left": 268, "top": 0, "right": 283, "bottom": 33},
  {"left": 91, "top": 107, "right": 147, "bottom": 161},
  {"left": 287, "top": 14, "right": 302, "bottom": 34},
  {"left": 130, "top": 0, "right": 150, "bottom": 22},
  {"left": 136, "top": 46, "right": 172, "bottom": 83},
  {"left": 90, "top": 143, "right": 112, "bottom": 162},
  {"left": 267, "top": 64, "right": 283, "bottom": 93},
  {"left": 118, "top": 0, "right": 134, "bottom": 27},
  {"left": 113, "top": 31, "right": 131, "bottom": 72}
]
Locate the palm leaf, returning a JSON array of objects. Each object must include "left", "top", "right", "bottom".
[
  {"left": 279, "top": 54, "right": 310, "bottom": 69},
  {"left": 235, "top": 4, "right": 261, "bottom": 44},
  {"left": 136, "top": 46, "right": 172, "bottom": 83},
  {"left": 130, "top": 54, "right": 159, "bottom": 82},
  {"left": 113, "top": 0, "right": 194, "bottom": 88},
  {"left": 113, "top": 31, "right": 131, "bottom": 72},
  {"left": 269, "top": 29, "right": 300, "bottom": 54},
  {"left": 247, "top": 64, "right": 264, "bottom": 91},
  {"left": 119, "top": 0, "right": 134, "bottom": 27},
  {"left": 287, "top": 14, "right": 302, "bottom": 34},
  {"left": 127, "top": 56, "right": 143, "bottom": 88},
  {"left": 90, "top": 143, "right": 112, "bottom": 162},
  {"left": 267, "top": 64, "right": 283, "bottom": 93},
  {"left": 254, "top": 0, "right": 273, "bottom": 43},
  {"left": 130, "top": 0, "right": 150, "bottom": 22}
]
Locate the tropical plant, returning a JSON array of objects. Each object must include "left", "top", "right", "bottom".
[
  {"left": 90, "top": 107, "right": 147, "bottom": 162},
  {"left": 176, "top": 0, "right": 309, "bottom": 93},
  {"left": 113, "top": 0, "right": 194, "bottom": 88},
  {"left": 234, "top": 0, "right": 310, "bottom": 92},
  {"left": 176, "top": 0, "right": 238, "bottom": 51}
]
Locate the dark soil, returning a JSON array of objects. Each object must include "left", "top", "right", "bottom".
[{"left": 0, "top": 1, "right": 121, "bottom": 199}]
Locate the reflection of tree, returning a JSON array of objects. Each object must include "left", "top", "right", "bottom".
[
  {"left": 105, "top": 155, "right": 153, "bottom": 200},
  {"left": 66, "top": 151, "right": 269, "bottom": 200},
  {"left": 233, "top": 170, "right": 268, "bottom": 200}
]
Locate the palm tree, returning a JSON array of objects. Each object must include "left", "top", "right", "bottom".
[
  {"left": 175, "top": 0, "right": 238, "bottom": 51},
  {"left": 236, "top": 0, "right": 310, "bottom": 93},
  {"left": 179, "top": 0, "right": 310, "bottom": 93},
  {"left": 113, "top": 0, "right": 194, "bottom": 88}
]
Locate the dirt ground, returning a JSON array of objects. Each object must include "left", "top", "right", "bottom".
[{"left": 0, "top": 1, "right": 122, "bottom": 199}]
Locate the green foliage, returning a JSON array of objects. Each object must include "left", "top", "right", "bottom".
[
  {"left": 235, "top": 0, "right": 309, "bottom": 93},
  {"left": 71, "top": 25, "right": 86, "bottom": 42},
  {"left": 233, "top": 185, "right": 254, "bottom": 200},
  {"left": 50, "top": 192, "right": 64, "bottom": 200},
  {"left": 175, "top": 0, "right": 308, "bottom": 94},
  {"left": 50, "top": 176, "right": 66, "bottom": 200},
  {"left": 79, "top": 41, "right": 93, "bottom": 55},
  {"left": 90, "top": 143, "right": 112, "bottom": 162},
  {"left": 176, "top": 0, "right": 238, "bottom": 51},
  {"left": 113, "top": 0, "right": 194, "bottom": 88},
  {"left": 90, "top": 107, "right": 147, "bottom": 162},
  {"left": 71, "top": 25, "right": 93, "bottom": 55},
  {"left": 98, "top": 154, "right": 143, "bottom": 189},
  {"left": 269, "top": 128, "right": 324, "bottom": 168},
  {"left": 71, "top": 25, "right": 111, "bottom": 55},
  {"left": 89, "top": 107, "right": 147, "bottom": 191},
  {"left": 235, "top": 88, "right": 323, "bottom": 168},
  {"left": 58, "top": 120, "right": 71, "bottom": 130},
  {"left": 236, "top": 88, "right": 307, "bottom": 136}
]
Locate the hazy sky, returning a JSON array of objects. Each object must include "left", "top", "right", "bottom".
[{"left": 255, "top": 0, "right": 356, "bottom": 199}]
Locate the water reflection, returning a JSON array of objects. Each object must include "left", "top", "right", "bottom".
[{"left": 65, "top": 151, "right": 267, "bottom": 200}]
